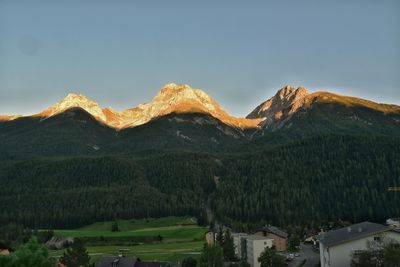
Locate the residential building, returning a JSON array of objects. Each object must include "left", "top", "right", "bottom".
[
  {"left": 232, "top": 233, "right": 249, "bottom": 259},
  {"left": 245, "top": 235, "right": 274, "bottom": 267},
  {"left": 255, "top": 226, "right": 288, "bottom": 252},
  {"left": 0, "top": 242, "right": 13, "bottom": 255},
  {"left": 318, "top": 221, "right": 400, "bottom": 267},
  {"left": 205, "top": 231, "right": 215, "bottom": 245}
]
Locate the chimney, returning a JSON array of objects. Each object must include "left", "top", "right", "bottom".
[
  {"left": 347, "top": 227, "right": 352, "bottom": 233},
  {"left": 358, "top": 227, "right": 362, "bottom": 233}
]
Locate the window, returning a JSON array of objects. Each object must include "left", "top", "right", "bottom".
[
  {"left": 374, "top": 236, "right": 382, "bottom": 242},
  {"left": 354, "top": 250, "right": 364, "bottom": 255}
]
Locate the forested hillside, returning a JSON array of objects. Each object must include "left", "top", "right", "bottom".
[
  {"left": 0, "top": 154, "right": 215, "bottom": 228},
  {"left": 1, "top": 134, "right": 399, "bottom": 229},
  {"left": 0, "top": 110, "right": 248, "bottom": 159},
  {"left": 215, "top": 135, "right": 400, "bottom": 228}
]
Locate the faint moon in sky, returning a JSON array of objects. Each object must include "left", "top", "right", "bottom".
[{"left": 18, "top": 35, "right": 39, "bottom": 55}]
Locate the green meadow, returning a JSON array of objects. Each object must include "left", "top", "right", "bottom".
[{"left": 50, "top": 216, "right": 208, "bottom": 264}]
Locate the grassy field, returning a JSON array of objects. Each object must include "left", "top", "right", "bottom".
[
  {"left": 51, "top": 241, "right": 204, "bottom": 263},
  {"left": 50, "top": 216, "right": 208, "bottom": 264},
  {"left": 55, "top": 225, "right": 206, "bottom": 240}
]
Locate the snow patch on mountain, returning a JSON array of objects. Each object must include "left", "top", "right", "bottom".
[{"left": 176, "top": 130, "right": 192, "bottom": 141}]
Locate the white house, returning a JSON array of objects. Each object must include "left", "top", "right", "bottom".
[
  {"left": 318, "top": 221, "right": 400, "bottom": 267},
  {"left": 245, "top": 235, "right": 274, "bottom": 267},
  {"left": 232, "top": 233, "right": 249, "bottom": 260}
]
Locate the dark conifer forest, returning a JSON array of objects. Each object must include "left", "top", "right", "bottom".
[{"left": 1, "top": 133, "right": 399, "bottom": 229}]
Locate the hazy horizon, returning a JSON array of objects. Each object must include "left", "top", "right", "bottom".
[{"left": 1, "top": 0, "right": 399, "bottom": 116}]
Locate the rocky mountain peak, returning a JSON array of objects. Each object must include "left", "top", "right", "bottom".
[
  {"left": 59, "top": 92, "right": 96, "bottom": 106},
  {"left": 275, "top": 85, "right": 309, "bottom": 101},
  {"left": 152, "top": 83, "right": 220, "bottom": 113},
  {"left": 65, "top": 92, "right": 81, "bottom": 99},
  {"left": 246, "top": 85, "right": 310, "bottom": 121},
  {"left": 276, "top": 85, "right": 296, "bottom": 98},
  {"left": 116, "top": 83, "right": 261, "bottom": 129},
  {"left": 39, "top": 93, "right": 107, "bottom": 122},
  {"left": 160, "top": 83, "right": 189, "bottom": 91},
  {"left": 156, "top": 83, "right": 196, "bottom": 98}
]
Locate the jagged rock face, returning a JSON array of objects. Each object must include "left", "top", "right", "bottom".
[
  {"left": 122, "top": 83, "right": 229, "bottom": 127},
  {"left": 247, "top": 85, "right": 310, "bottom": 127},
  {"left": 102, "top": 107, "right": 142, "bottom": 129},
  {"left": 123, "top": 83, "right": 262, "bottom": 129},
  {"left": 154, "top": 83, "right": 221, "bottom": 113},
  {"left": 5, "top": 83, "right": 261, "bottom": 130},
  {"left": 38, "top": 93, "right": 108, "bottom": 123}
]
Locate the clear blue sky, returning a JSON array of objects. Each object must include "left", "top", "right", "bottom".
[{"left": 0, "top": 0, "right": 399, "bottom": 116}]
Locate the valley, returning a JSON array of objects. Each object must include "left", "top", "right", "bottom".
[
  {"left": 1, "top": 84, "right": 400, "bottom": 230},
  {"left": 2, "top": 1, "right": 398, "bottom": 265}
]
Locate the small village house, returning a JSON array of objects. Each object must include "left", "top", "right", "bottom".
[
  {"left": 318, "top": 221, "right": 400, "bottom": 267},
  {"left": 205, "top": 230, "right": 215, "bottom": 245},
  {"left": 0, "top": 242, "right": 13, "bottom": 256},
  {"left": 232, "top": 233, "right": 249, "bottom": 260},
  {"left": 255, "top": 226, "right": 288, "bottom": 252},
  {"left": 245, "top": 235, "right": 274, "bottom": 267}
]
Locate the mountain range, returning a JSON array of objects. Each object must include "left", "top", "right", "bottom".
[
  {"left": 2, "top": 82, "right": 399, "bottom": 133},
  {"left": 1, "top": 83, "right": 263, "bottom": 129},
  {"left": 0, "top": 83, "right": 398, "bottom": 159},
  {"left": 1, "top": 83, "right": 400, "bottom": 229}
]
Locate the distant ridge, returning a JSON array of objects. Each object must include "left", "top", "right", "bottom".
[
  {"left": 248, "top": 86, "right": 400, "bottom": 130},
  {"left": 1, "top": 83, "right": 399, "bottom": 132}
]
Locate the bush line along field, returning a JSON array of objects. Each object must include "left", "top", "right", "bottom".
[{"left": 50, "top": 216, "right": 208, "bottom": 263}]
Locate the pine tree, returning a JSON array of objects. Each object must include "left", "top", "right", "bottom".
[
  {"left": 222, "top": 229, "right": 236, "bottom": 261},
  {"left": 111, "top": 220, "right": 119, "bottom": 232},
  {"left": 216, "top": 227, "right": 224, "bottom": 245},
  {"left": 181, "top": 256, "right": 197, "bottom": 267},
  {"left": 258, "top": 247, "right": 285, "bottom": 267},
  {"left": 198, "top": 244, "right": 224, "bottom": 267},
  {"left": 60, "top": 238, "right": 91, "bottom": 267},
  {"left": 287, "top": 234, "right": 300, "bottom": 252}
]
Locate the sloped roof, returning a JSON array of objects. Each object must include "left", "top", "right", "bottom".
[
  {"left": 245, "top": 235, "right": 269, "bottom": 241},
  {"left": 318, "top": 221, "right": 395, "bottom": 248},
  {"left": 0, "top": 242, "right": 14, "bottom": 252},
  {"left": 258, "top": 226, "right": 288, "bottom": 239}
]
